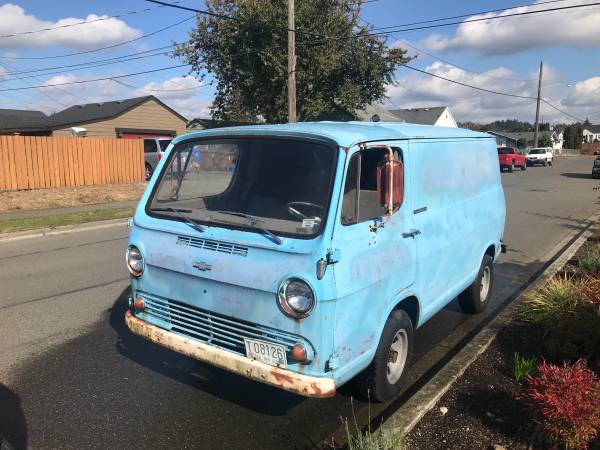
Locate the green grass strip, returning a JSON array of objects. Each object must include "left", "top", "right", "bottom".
[{"left": 0, "top": 207, "right": 135, "bottom": 234}]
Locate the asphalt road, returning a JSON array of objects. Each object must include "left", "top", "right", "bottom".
[{"left": 1, "top": 156, "right": 599, "bottom": 450}]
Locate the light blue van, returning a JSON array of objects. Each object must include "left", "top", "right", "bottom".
[{"left": 125, "top": 122, "right": 505, "bottom": 401}]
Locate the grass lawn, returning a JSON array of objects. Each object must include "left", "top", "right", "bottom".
[{"left": 0, "top": 207, "right": 135, "bottom": 234}]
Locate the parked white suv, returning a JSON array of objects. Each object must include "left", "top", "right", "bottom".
[{"left": 526, "top": 147, "right": 553, "bottom": 166}]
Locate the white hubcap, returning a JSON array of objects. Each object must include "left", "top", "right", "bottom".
[
  {"left": 386, "top": 330, "right": 408, "bottom": 384},
  {"left": 480, "top": 266, "right": 491, "bottom": 302}
]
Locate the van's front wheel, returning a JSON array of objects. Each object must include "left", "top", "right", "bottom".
[
  {"left": 355, "top": 309, "right": 414, "bottom": 402},
  {"left": 458, "top": 254, "right": 494, "bottom": 314}
]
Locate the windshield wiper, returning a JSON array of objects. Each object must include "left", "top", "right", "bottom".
[
  {"left": 210, "top": 210, "right": 283, "bottom": 245},
  {"left": 150, "top": 207, "right": 206, "bottom": 233}
]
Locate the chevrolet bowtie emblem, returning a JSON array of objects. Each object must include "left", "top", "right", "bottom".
[{"left": 192, "top": 261, "right": 212, "bottom": 271}]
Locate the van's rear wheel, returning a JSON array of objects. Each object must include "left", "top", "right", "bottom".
[
  {"left": 355, "top": 309, "right": 414, "bottom": 402},
  {"left": 458, "top": 254, "right": 494, "bottom": 314}
]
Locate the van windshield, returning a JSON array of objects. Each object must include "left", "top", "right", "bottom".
[{"left": 147, "top": 138, "right": 336, "bottom": 238}]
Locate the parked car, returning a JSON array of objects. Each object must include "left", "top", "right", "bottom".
[
  {"left": 592, "top": 155, "right": 600, "bottom": 178},
  {"left": 143, "top": 138, "right": 172, "bottom": 181},
  {"left": 497, "top": 146, "right": 527, "bottom": 171},
  {"left": 526, "top": 147, "right": 553, "bottom": 166},
  {"left": 124, "top": 122, "right": 506, "bottom": 402}
]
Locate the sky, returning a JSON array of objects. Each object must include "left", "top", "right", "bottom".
[{"left": 1, "top": 0, "right": 600, "bottom": 124}]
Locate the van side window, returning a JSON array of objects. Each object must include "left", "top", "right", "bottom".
[{"left": 341, "top": 147, "right": 402, "bottom": 225}]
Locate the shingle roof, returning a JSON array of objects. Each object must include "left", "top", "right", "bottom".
[
  {"left": 387, "top": 106, "right": 447, "bottom": 125},
  {"left": 584, "top": 124, "right": 600, "bottom": 133},
  {"left": 46, "top": 96, "right": 157, "bottom": 128},
  {"left": 0, "top": 109, "right": 48, "bottom": 132}
]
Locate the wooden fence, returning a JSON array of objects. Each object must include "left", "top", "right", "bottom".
[
  {"left": 0, "top": 136, "right": 144, "bottom": 191},
  {"left": 581, "top": 143, "right": 600, "bottom": 155}
]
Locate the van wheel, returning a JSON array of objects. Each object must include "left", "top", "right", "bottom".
[
  {"left": 145, "top": 164, "right": 153, "bottom": 181},
  {"left": 354, "top": 309, "right": 414, "bottom": 402},
  {"left": 458, "top": 254, "right": 494, "bottom": 314}
]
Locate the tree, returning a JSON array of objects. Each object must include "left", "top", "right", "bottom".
[
  {"left": 174, "top": 0, "right": 411, "bottom": 122},
  {"left": 538, "top": 133, "right": 552, "bottom": 147},
  {"left": 517, "top": 137, "right": 527, "bottom": 149}
]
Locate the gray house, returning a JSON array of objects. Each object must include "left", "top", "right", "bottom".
[{"left": 486, "top": 131, "right": 518, "bottom": 148}]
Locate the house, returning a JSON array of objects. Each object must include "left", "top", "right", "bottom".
[
  {"left": 387, "top": 106, "right": 457, "bottom": 127},
  {"left": 0, "top": 96, "right": 187, "bottom": 138},
  {"left": 48, "top": 96, "right": 187, "bottom": 138},
  {"left": 485, "top": 131, "right": 518, "bottom": 148},
  {"left": 504, "top": 130, "right": 563, "bottom": 150},
  {"left": 583, "top": 125, "right": 600, "bottom": 143},
  {"left": 0, "top": 109, "right": 51, "bottom": 136}
]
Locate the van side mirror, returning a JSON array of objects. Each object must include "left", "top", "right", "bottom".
[{"left": 376, "top": 154, "right": 404, "bottom": 214}]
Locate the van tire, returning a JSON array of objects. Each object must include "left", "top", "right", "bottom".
[
  {"left": 458, "top": 254, "right": 494, "bottom": 314},
  {"left": 354, "top": 309, "right": 414, "bottom": 402}
]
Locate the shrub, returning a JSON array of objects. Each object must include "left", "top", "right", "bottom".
[
  {"left": 517, "top": 360, "right": 600, "bottom": 449},
  {"left": 578, "top": 244, "right": 600, "bottom": 273},
  {"left": 513, "top": 352, "right": 537, "bottom": 383},
  {"left": 521, "top": 275, "right": 584, "bottom": 326},
  {"left": 343, "top": 397, "right": 403, "bottom": 450},
  {"left": 522, "top": 276, "right": 600, "bottom": 362}
]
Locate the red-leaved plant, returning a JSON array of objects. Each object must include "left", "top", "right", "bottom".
[{"left": 517, "top": 360, "right": 600, "bottom": 449}]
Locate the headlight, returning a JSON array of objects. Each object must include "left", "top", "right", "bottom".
[
  {"left": 126, "top": 245, "right": 144, "bottom": 277},
  {"left": 278, "top": 278, "right": 315, "bottom": 319}
]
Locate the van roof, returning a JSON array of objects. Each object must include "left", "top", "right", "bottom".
[{"left": 177, "top": 121, "right": 492, "bottom": 148}]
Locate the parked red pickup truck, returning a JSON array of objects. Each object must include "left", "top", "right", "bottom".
[{"left": 497, "top": 147, "right": 527, "bottom": 172}]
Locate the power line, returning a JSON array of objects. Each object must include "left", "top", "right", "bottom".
[
  {"left": 0, "top": 15, "right": 194, "bottom": 60},
  {"left": 0, "top": 65, "right": 189, "bottom": 92},
  {"left": 111, "top": 78, "right": 202, "bottom": 92},
  {"left": 0, "top": 1, "right": 185, "bottom": 39}
]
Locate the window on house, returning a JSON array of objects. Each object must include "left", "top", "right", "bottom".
[{"left": 341, "top": 147, "right": 402, "bottom": 225}]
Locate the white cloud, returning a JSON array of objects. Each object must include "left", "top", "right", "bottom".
[
  {"left": 388, "top": 62, "right": 595, "bottom": 123},
  {"left": 563, "top": 77, "right": 600, "bottom": 107},
  {"left": 421, "top": 0, "right": 600, "bottom": 55},
  {"left": 0, "top": 3, "right": 141, "bottom": 49},
  {"left": 135, "top": 77, "right": 210, "bottom": 119}
]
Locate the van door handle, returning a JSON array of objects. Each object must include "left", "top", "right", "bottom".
[{"left": 402, "top": 229, "right": 421, "bottom": 238}]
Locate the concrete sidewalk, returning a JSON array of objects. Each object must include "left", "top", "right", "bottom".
[{"left": 0, "top": 200, "right": 138, "bottom": 221}]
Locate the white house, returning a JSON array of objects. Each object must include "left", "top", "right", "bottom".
[
  {"left": 583, "top": 125, "right": 600, "bottom": 143},
  {"left": 387, "top": 106, "right": 458, "bottom": 128}
]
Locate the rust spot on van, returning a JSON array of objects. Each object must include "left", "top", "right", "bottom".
[{"left": 271, "top": 370, "right": 294, "bottom": 385}]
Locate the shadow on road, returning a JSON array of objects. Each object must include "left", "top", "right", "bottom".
[
  {"left": 108, "top": 288, "right": 305, "bottom": 416},
  {"left": 560, "top": 172, "right": 594, "bottom": 179},
  {"left": 0, "top": 384, "right": 26, "bottom": 450}
]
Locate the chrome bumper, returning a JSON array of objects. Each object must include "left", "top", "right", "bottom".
[{"left": 125, "top": 310, "right": 336, "bottom": 398}]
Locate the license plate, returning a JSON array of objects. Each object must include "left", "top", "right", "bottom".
[{"left": 244, "top": 338, "right": 287, "bottom": 368}]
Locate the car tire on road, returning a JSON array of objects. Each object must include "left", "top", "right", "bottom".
[
  {"left": 145, "top": 164, "right": 153, "bottom": 181},
  {"left": 355, "top": 309, "right": 414, "bottom": 402},
  {"left": 458, "top": 254, "right": 494, "bottom": 314},
  {"left": 509, "top": 161, "right": 515, "bottom": 172},
  {"left": 521, "top": 163, "right": 527, "bottom": 171},
  {"left": 548, "top": 159, "right": 553, "bottom": 166},
  {"left": 542, "top": 160, "right": 547, "bottom": 166}
]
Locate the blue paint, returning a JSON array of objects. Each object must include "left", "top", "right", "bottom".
[{"left": 128, "top": 122, "right": 505, "bottom": 390}]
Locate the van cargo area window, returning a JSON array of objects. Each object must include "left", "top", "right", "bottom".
[
  {"left": 341, "top": 147, "right": 401, "bottom": 225},
  {"left": 146, "top": 138, "right": 336, "bottom": 238}
]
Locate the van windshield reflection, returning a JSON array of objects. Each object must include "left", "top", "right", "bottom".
[{"left": 147, "top": 138, "right": 336, "bottom": 238}]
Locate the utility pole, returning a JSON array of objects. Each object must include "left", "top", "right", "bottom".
[
  {"left": 287, "top": 0, "right": 296, "bottom": 123},
  {"left": 533, "top": 61, "right": 543, "bottom": 148}
]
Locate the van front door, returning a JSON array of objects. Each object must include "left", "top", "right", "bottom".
[{"left": 331, "top": 143, "right": 416, "bottom": 372}]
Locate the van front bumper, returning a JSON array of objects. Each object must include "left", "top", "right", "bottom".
[{"left": 125, "top": 310, "right": 336, "bottom": 398}]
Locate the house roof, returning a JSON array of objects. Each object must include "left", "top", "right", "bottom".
[
  {"left": 0, "top": 109, "right": 48, "bottom": 132},
  {"left": 387, "top": 106, "right": 447, "bottom": 125},
  {"left": 583, "top": 124, "right": 600, "bottom": 133},
  {"left": 177, "top": 121, "right": 492, "bottom": 149},
  {"left": 354, "top": 104, "right": 401, "bottom": 122},
  {"left": 505, "top": 131, "right": 552, "bottom": 141},
  {"left": 485, "top": 130, "right": 518, "bottom": 141},
  {"left": 46, "top": 95, "right": 187, "bottom": 128}
]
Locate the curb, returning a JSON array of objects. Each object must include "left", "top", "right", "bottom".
[
  {"left": 380, "top": 214, "right": 598, "bottom": 437},
  {"left": 0, "top": 217, "right": 130, "bottom": 243}
]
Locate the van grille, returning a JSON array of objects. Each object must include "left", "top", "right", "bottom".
[
  {"left": 137, "top": 292, "right": 310, "bottom": 357},
  {"left": 176, "top": 235, "right": 248, "bottom": 257}
]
